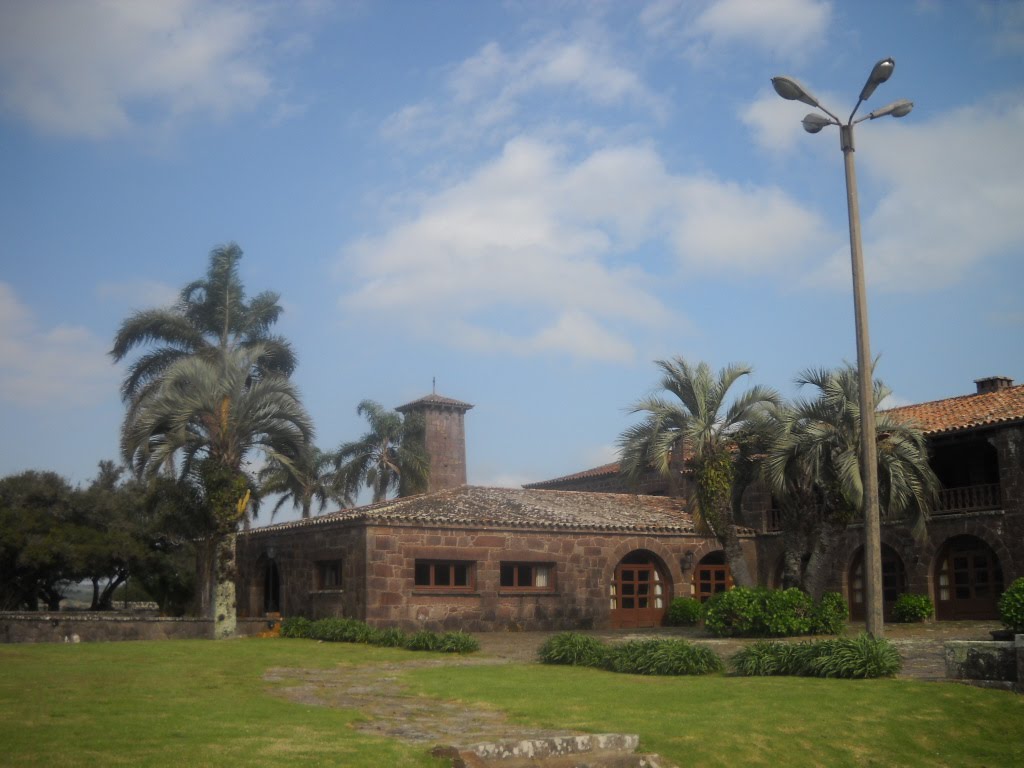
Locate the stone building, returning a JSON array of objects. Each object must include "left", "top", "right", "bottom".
[{"left": 235, "top": 378, "right": 1024, "bottom": 629}]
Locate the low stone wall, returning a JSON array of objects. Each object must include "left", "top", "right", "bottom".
[
  {"left": 944, "top": 635, "right": 1024, "bottom": 692},
  {"left": 0, "top": 613, "right": 279, "bottom": 643}
]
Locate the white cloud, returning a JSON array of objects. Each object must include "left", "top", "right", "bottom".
[
  {"left": 382, "top": 34, "right": 661, "bottom": 151},
  {"left": 0, "top": 0, "right": 271, "bottom": 138},
  {"left": 0, "top": 283, "right": 116, "bottom": 407},
  {"left": 340, "top": 137, "right": 826, "bottom": 362},
  {"left": 807, "top": 96, "right": 1024, "bottom": 290},
  {"left": 740, "top": 90, "right": 817, "bottom": 153},
  {"left": 642, "top": 0, "right": 832, "bottom": 60}
]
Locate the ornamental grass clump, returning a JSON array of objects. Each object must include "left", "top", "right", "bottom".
[
  {"left": 435, "top": 631, "right": 480, "bottom": 654},
  {"left": 279, "top": 616, "right": 313, "bottom": 639},
  {"left": 892, "top": 593, "right": 934, "bottom": 623},
  {"left": 730, "top": 634, "right": 901, "bottom": 679},
  {"left": 537, "top": 632, "right": 607, "bottom": 668},
  {"left": 366, "top": 627, "right": 407, "bottom": 647},
  {"left": 604, "top": 639, "right": 723, "bottom": 676}
]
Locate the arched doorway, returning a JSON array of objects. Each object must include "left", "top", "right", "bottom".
[
  {"left": 609, "top": 551, "right": 669, "bottom": 628},
  {"left": 693, "top": 551, "right": 732, "bottom": 603},
  {"left": 848, "top": 545, "right": 906, "bottom": 621},
  {"left": 935, "top": 535, "right": 1004, "bottom": 620},
  {"left": 264, "top": 560, "right": 281, "bottom": 614}
]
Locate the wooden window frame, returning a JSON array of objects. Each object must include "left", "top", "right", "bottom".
[
  {"left": 316, "top": 559, "right": 343, "bottom": 591},
  {"left": 499, "top": 562, "right": 555, "bottom": 592},
  {"left": 414, "top": 560, "right": 475, "bottom": 592}
]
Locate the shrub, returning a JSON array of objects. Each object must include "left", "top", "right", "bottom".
[
  {"left": 811, "top": 592, "right": 849, "bottom": 634},
  {"left": 704, "top": 587, "right": 765, "bottom": 637},
  {"left": 731, "top": 634, "right": 901, "bottom": 679},
  {"left": 892, "top": 593, "right": 934, "bottom": 623},
  {"left": 537, "top": 632, "right": 606, "bottom": 667},
  {"left": 604, "top": 638, "right": 722, "bottom": 676},
  {"left": 705, "top": 587, "right": 849, "bottom": 638},
  {"left": 280, "top": 616, "right": 313, "bottom": 639},
  {"left": 998, "top": 577, "right": 1024, "bottom": 633},
  {"left": 762, "top": 588, "right": 814, "bottom": 636},
  {"left": 435, "top": 631, "right": 480, "bottom": 654},
  {"left": 666, "top": 597, "right": 703, "bottom": 626}
]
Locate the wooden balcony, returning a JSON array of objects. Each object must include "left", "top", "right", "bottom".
[{"left": 934, "top": 483, "right": 1002, "bottom": 515}]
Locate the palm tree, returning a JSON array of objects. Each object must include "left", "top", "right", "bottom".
[
  {"left": 110, "top": 242, "right": 296, "bottom": 409},
  {"left": 334, "top": 400, "right": 429, "bottom": 504},
  {"left": 257, "top": 446, "right": 350, "bottom": 520},
  {"left": 764, "top": 366, "right": 939, "bottom": 598},
  {"left": 120, "top": 344, "right": 314, "bottom": 621},
  {"left": 618, "top": 357, "right": 779, "bottom": 586}
]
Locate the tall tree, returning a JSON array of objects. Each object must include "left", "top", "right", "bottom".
[
  {"left": 257, "top": 445, "right": 349, "bottom": 520},
  {"left": 120, "top": 345, "right": 313, "bottom": 624},
  {"left": 618, "top": 357, "right": 779, "bottom": 587},
  {"left": 110, "top": 242, "right": 296, "bottom": 411},
  {"left": 764, "top": 366, "right": 939, "bottom": 598},
  {"left": 334, "top": 400, "right": 429, "bottom": 504}
]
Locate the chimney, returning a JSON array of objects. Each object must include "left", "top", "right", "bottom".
[{"left": 974, "top": 376, "right": 1014, "bottom": 394}]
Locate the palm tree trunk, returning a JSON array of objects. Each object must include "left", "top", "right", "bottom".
[
  {"left": 801, "top": 519, "right": 847, "bottom": 600},
  {"left": 719, "top": 522, "right": 754, "bottom": 587},
  {"left": 213, "top": 533, "right": 237, "bottom": 639}
]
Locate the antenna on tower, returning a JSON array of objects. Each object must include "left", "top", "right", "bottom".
[{"left": 432, "top": 376, "right": 436, "bottom": 394}]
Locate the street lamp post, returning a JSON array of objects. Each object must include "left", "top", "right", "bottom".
[{"left": 771, "top": 58, "right": 913, "bottom": 638}]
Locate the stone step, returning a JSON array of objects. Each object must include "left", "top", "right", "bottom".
[{"left": 432, "top": 734, "right": 675, "bottom": 768}]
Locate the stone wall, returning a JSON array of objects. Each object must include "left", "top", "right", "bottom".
[
  {"left": 1, "top": 614, "right": 288, "bottom": 644},
  {"left": 422, "top": 406, "right": 469, "bottom": 492}
]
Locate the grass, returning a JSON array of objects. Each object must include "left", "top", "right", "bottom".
[
  {"left": 2, "top": 638, "right": 1022, "bottom": 767},
  {"left": 404, "top": 661, "right": 1024, "bottom": 767},
  {"left": 0, "top": 639, "right": 444, "bottom": 768}
]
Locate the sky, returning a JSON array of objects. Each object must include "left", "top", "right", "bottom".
[{"left": 1, "top": 0, "right": 1022, "bottom": 523}]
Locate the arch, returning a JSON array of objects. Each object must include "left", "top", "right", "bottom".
[
  {"left": 608, "top": 549, "right": 672, "bottom": 629},
  {"left": 693, "top": 550, "right": 732, "bottom": 603},
  {"left": 934, "top": 535, "right": 1004, "bottom": 620},
  {"left": 848, "top": 544, "right": 907, "bottom": 621}
]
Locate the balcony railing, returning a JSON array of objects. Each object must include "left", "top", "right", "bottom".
[
  {"left": 934, "top": 483, "right": 1001, "bottom": 515},
  {"left": 762, "top": 484, "right": 1001, "bottom": 531}
]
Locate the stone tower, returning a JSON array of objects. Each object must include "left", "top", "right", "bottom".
[{"left": 395, "top": 392, "right": 473, "bottom": 492}]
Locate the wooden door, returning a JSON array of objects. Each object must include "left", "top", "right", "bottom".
[{"left": 610, "top": 557, "right": 666, "bottom": 628}]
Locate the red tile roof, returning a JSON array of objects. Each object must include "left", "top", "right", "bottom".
[
  {"left": 885, "top": 384, "right": 1024, "bottom": 436},
  {"left": 245, "top": 486, "right": 695, "bottom": 535}
]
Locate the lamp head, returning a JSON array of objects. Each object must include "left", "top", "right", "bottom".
[
  {"left": 771, "top": 76, "right": 820, "bottom": 108},
  {"left": 802, "top": 113, "right": 834, "bottom": 133},
  {"left": 865, "top": 98, "right": 914, "bottom": 121},
  {"left": 859, "top": 57, "right": 895, "bottom": 102}
]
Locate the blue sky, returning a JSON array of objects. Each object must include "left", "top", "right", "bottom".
[{"left": 1, "top": 0, "right": 1022, "bottom": 522}]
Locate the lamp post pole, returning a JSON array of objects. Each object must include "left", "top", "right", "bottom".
[{"left": 772, "top": 59, "right": 913, "bottom": 638}]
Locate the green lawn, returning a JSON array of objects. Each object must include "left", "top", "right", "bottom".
[{"left": 1, "top": 638, "right": 1022, "bottom": 767}]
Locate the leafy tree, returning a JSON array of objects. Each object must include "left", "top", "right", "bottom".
[
  {"left": 618, "top": 358, "right": 779, "bottom": 587},
  {"left": 120, "top": 345, "right": 313, "bottom": 620},
  {"left": 257, "top": 445, "right": 349, "bottom": 520},
  {"left": 334, "top": 400, "right": 429, "bottom": 504},
  {"left": 764, "top": 366, "right": 939, "bottom": 598},
  {"left": 0, "top": 471, "right": 79, "bottom": 610}
]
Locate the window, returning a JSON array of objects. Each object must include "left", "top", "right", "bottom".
[
  {"left": 500, "top": 562, "right": 554, "bottom": 591},
  {"left": 317, "top": 560, "right": 343, "bottom": 590},
  {"left": 414, "top": 560, "right": 474, "bottom": 591}
]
